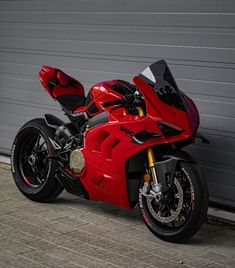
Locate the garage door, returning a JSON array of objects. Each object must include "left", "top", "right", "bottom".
[{"left": 0, "top": 0, "right": 234, "bottom": 207}]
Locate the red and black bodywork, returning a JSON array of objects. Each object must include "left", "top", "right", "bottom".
[
  {"left": 39, "top": 60, "right": 200, "bottom": 208},
  {"left": 39, "top": 66, "right": 85, "bottom": 111}
]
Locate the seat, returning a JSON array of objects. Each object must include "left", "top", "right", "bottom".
[
  {"left": 56, "top": 94, "right": 86, "bottom": 111},
  {"left": 53, "top": 70, "right": 86, "bottom": 111}
]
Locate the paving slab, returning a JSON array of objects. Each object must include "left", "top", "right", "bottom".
[{"left": 0, "top": 163, "right": 235, "bottom": 268}]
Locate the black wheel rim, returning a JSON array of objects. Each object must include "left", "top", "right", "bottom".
[
  {"left": 145, "top": 167, "right": 194, "bottom": 231},
  {"left": 18, "top": 130, "right": 51, "bottom": 188}
]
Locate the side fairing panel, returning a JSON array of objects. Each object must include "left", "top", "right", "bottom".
[{"left": 78, "top": 112, "right": 189, "bottom": 208}]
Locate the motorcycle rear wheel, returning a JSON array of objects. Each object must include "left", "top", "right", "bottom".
[
  {"left": 11, "top": 118, "right": 63, "bottom": 202},
  {"left": 139, "top": 162, "right": 208, "bottom": 243}
]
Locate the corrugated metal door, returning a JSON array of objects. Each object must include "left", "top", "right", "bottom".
[{"left": 0, "top": 1, "right": 234, "bottom": 207}]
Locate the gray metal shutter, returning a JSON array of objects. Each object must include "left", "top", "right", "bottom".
[{"left": 0, "top": 1, "right": 234, "bottom": 207}]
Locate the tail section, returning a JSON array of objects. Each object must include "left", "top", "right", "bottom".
[{"left": 38, "top": 66, "right": 85, "bottom": 111}]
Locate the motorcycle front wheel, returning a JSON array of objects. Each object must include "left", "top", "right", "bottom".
[{"left": 139, "top": 162, "right": 208, "bottom": 243}]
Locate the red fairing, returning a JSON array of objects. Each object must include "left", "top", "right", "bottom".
[
  {"left": 39, "top": 66, "right": 85, "bottom": 109},
  {"left": 185, "top": 95, "right": 200, "bottom": 139},
  {"left": 38, "top": 65, "right": 53, "bottom": 96},
  {"left": 38, "top": 63, "right": 200, "bottom": 209},
  {"left": 72, "top": 78, "right": 199, "bottom": 208},
  {"left": 133, "top": 76, "right": 199, "bottom": 137},
  {"left": 74, "top": 80, "right": 132, "bottom": 117},
  {"left": 11, "top": 61, "right": 208, "bottom": 243}
]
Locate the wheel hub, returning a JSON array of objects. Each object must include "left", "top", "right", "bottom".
[
  {"left": 146, "top": 178, "right": 184, "bottom": 223},
  {"left": 28, "top": 154, "right": 36, "bottom": 166},
  {"left": 18, "top": 132, "right": 50, "bottom": 187}
]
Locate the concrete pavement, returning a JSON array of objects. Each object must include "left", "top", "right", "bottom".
[{"left": 0, "top": 163, "right": 235, "bottom": 268}]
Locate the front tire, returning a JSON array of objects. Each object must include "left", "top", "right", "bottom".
[
  {"left": 139, "top": 162, "right": 208, "bottom": 242},
  {"left": 11, "top": 118, "right": 63, "bottom": 202}
]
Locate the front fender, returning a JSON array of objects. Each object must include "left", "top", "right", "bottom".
[
  {"left": 162, "top": 150, "right": 196, "bottom": 163},
  {"left": 155, "top": 150, "right": 196, "bottom": 192}
]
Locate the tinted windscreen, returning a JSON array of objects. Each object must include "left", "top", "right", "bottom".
[{"left": 138, "top": 60, "right": 187, "bottom": 111}]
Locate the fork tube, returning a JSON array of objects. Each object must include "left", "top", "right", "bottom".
[
  {"left": 147, "top": 147, "right": 155, "bottom": 168},
  {"left": 137, "top": 107, "right": 159, "bottom": 185},
  {"left": 147, "top": 150, "right": 159, "bottom": 186}
]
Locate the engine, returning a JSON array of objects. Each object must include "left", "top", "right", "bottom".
[
  {"left": 54, "top": 123, "right": 85, "bottom": 174},
  {"left": 69, "top": 149, "right": 85, "bottom": 173},
  {"left": 55, "top": 124, "right": 74, "bottom": 147}
]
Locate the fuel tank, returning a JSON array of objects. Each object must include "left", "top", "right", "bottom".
[{"left": 74, "top": 80, "right": 136, "bottom": 118}]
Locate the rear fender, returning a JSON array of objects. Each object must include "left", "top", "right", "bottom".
[{"left": 44, "top": 114, "right": 64, "bottom": 129}]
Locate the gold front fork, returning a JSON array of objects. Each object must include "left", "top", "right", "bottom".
[{"left": 137, "top": 107, "right": 159, "bottom": 186}]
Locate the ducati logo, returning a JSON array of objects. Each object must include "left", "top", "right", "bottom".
[{"left": 120, "top": 126, "right": 135, "bottom": 137}]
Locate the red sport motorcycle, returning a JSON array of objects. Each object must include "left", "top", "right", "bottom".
[{"left": 11, "top": 60, "right": 208, "bottom": 242}]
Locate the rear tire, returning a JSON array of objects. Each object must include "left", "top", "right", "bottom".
[
  {"left": 11, "top": 118, "right": 63, "bottom": 202},
  {"left": 139, "top": 162, "right": 208, "bottom": 243}
]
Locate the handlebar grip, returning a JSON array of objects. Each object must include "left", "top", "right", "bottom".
[{"left": 102, "top": 99, "right": 123, "bottom": 107}]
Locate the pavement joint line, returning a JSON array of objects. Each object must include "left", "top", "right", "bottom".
[
  {"left": 15, "top": 256, "right": 49, "bottom": 268},
  {"left": 58, "top": 227, "right": 159, "bottom": 255},
  {"left": 0, "top": 222, "right": 141, "bottom": 257},
  {"left": 16, "top": 248, "right": 38, "bottom": 256},
  {"left": 0, "top": 155, "right": 10, "bottom": 164},
  {"left": 18, "top": 250, "right": 71, "bottom": 267},
  {"left": 50, "top": 216, "right": 70, "bottom": 221},
  {"left": 207, "top": 207, "right": 235, "bottom": 225},
  {"left": 24, "top": 239, "right": 127, "bottom": 266},
  {"left": 0, "top": 215, "right": 64, "bottom": 236},
  {"left": 1, "top": 155, "right": 235, "bottom": 224},
  {"left": 1, "top": 156, "right": 235, "bottom": 267}
]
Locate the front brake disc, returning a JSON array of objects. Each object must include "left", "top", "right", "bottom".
[{"left": 146, "top": 178, "right": 184, "bottom": 223}]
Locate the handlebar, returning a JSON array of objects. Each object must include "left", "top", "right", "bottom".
[
  {"left": 102, "top": 98, "right": 124, "bottom": 107},
  {"left": 102, "top": 94, "right": 135, "bottom": 108}
]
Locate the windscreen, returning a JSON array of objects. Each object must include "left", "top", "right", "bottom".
[{"left": 138, "top": 60, "right": 187, "bottom": 111}]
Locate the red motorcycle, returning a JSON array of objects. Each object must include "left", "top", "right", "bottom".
[{"left": 11, "top": 60, "right": 208, "bottom": 242}]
